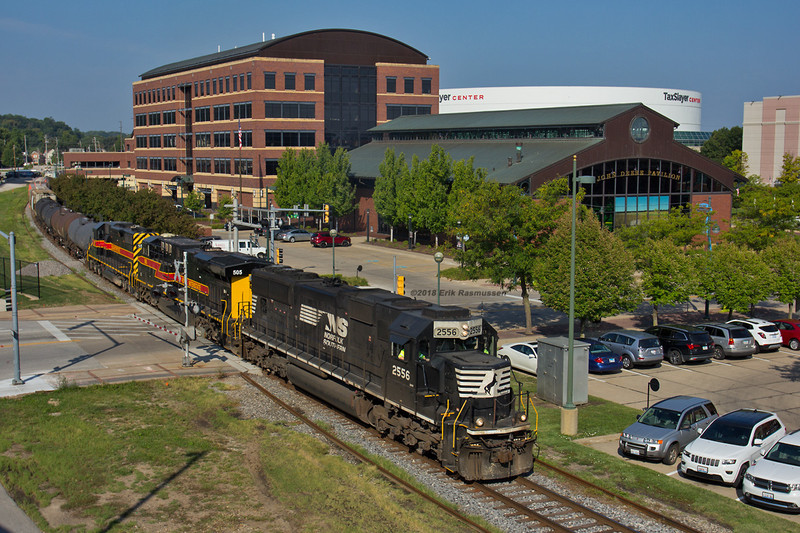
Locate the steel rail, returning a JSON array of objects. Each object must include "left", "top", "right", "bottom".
[
  {"left": 238, "top": 373, "right": 492, "bottom": 533},
  {"left": 536, "top": 458, "right": 707, "bottom": 533}
]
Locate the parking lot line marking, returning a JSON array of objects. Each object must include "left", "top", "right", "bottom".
[
  {"left": 711, "top": 360, "right": 733, "bottom": 367},
  {"left": 622, "top": 368, "right": 649, "bottom": 377},
  {"left": 752, "top": 356, "right": 770, "bottom": 361},
  {"left": 665, "top": 470, "right": 680, "bottom": 476}
]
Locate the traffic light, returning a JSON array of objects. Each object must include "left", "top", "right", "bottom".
[
  {"left": 323, "top": 204, "right": 330, "bottom": 223},
  {"left": 276, "top": 248, "right": 284, "bottom": 264},
  {"left": 396, "top": 275, "right": 405, "bottom": 295}
]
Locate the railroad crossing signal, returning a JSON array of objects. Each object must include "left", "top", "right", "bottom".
[
  {"left": 396, "top": 275, "right": 405, "bottom": 295},
  {"left": 323, "top": 204, "right": 330, "bottom": 223},
  {"left": 276, "top": 248, "right": 284, "bottom": 264}
]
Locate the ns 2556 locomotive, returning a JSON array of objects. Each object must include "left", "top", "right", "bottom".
[{"left": 32, "top": 193, "right": 536, "bottom": 481}]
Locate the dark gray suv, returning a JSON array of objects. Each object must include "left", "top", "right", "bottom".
[
  {"left": 697, "top": 323, "right": 757, "bottom": 359},
  {"left": 597, "top": 330, "right": 663, "bottom": 369},
  {"left": 645, "top": 324, "right": 714, "bottom": 365},
  {"left": 620, "top": 396, "right": 718, "bottom": 465}
]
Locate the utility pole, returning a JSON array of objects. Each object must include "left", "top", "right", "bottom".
[{"left": 0, "top": 230, "right": 22, "bottom": 385}]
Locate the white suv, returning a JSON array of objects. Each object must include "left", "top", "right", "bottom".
[
  {"left": 680, "top": 409, "right": 786, "bottom": 486},
  {"left": 743, "top": 430, "right": 800, "bottom": 512},
  {"left": 726, "top": 318, "right": 782, "bottom": 352}
]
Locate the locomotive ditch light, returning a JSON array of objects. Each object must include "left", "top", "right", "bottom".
[
  {"left": 520, "top": 413, "right": 528, "bottom": 422},
  {"left": 475, "top": 417, "right": 485, "bottom": 427}
]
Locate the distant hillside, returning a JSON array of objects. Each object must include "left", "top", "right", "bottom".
[{"left": 0, "top": 114, "right": 129, "bottom": 167}]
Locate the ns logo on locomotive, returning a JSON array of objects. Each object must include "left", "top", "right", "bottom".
[{"left": 30, "top": 179, "right": 536, "bottom": 481}]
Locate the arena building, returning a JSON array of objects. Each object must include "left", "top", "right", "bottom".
[
  {"left": 125, "top": 29, "right": 439, "bottom": 207},
  {"left": 743, "top": 95, "right": 800, "bottom": 185},
  {"left": 348, "top": 102, "right": 742, "bottom": 234}
]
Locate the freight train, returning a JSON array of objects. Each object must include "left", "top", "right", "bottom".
[{"left": 31, "top": 188, "right": 536, "bottom": 481}]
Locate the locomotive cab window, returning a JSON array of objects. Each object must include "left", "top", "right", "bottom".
[
  {"left": 392, "top": 340, "right": 412, "bottom": 361},
  {"left": 418, "top": 340, "right": 430, "bottom": 362}
]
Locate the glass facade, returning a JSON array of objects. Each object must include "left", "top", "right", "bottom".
[
  {"left": 324, "top": 64, "right": 377, "bottom": 150},
  {"left": 575, "top": 158, "right": 730, "bottom": 230}
]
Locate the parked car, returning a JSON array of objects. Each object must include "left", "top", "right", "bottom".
[
  {"left": 726, "top": 318, "right": 782, "bottom": 352},
  {"left": 310, "top": 232, "right": 351, "bottom": 247},
  {"left": 620, "top": 396, "right": 718, "bottom": 465},
  {"left": 773, "top": 319, "right": 800, "bottom": 351},
  {"left": 645, "top": 324, "right": 713, "bottom": 365},
  {"left": 497, "top": 342, "right": 538, "bottom": 375},
  {"left": 743, "top": 429, "right": 800, "bottom": 512},
  {"left": 697, "top": 323, "right": 757, "bottom": 360},
  {"left": 680, "top": 409, "right": 786, "bottom": 486},
  {"left": 596, "top": 330, "right": 663, "bottom": 369},
  {"left": 582, "top": 338, "right": 623, "bottom": 373},
  {"left": 276, "top": 228, "right": 312, "bottom": 242}
]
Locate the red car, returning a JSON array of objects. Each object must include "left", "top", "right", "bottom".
[
  {"left": 310, "top": 232, "right": 351, "bottom": 248},
  {"left": 773, "top": 319, "right": 800, "bottom": 350}
]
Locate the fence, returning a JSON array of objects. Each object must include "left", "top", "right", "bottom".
[{"left": 0, "top": 256, "right": 41, "bottom": 299}]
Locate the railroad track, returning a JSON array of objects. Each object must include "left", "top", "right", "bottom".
[{"left": 239, "top": 372, "right": 709, "bottom": 533}]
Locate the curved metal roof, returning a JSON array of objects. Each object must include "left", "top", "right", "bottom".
[{"left": 140, "top": 29, "right": 429, "bottom": 79}]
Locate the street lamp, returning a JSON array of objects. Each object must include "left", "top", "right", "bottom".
[
  {"left": 564, "top": 155, "right": 595, "bottom": 435},
  {"left": 434, "top": 252, "right": 444, "bottom": 305},
  {"left": 366, "top": 209, "right": 370, "bottom": 242},
  {"left": 330, "top": 228, "right": 338, "bottom": 278},
  {"left": 408, "top": 215, "right": 413, "bottom": 250}
]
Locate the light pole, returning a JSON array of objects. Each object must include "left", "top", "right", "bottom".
[
  {"left": 330, "top": 228, "right": 338, "bottom": 278},
  {"left": 564, "top": 155, "right": 595, "bottom": 435},
  {"left": 408, "top": 215, "right": 413, "bottom": 250},
  {"left": 366, "top": 209, "right": 370, "bottom": 242},
  {"left": 434, "top": 252, "right": 444, "bottom": 305}
]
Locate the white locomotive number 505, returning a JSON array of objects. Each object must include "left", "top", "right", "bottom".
[{"left": 392, "top": 365, "right": 410, "bottom": 381}]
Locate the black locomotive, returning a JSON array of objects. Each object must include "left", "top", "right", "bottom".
[{"left": 31, "top": 189, "right": 536, "bottom": 481}]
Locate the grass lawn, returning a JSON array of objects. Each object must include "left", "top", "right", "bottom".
[{"left": 0, "top": 378, "right": 483, "bottom": 533}]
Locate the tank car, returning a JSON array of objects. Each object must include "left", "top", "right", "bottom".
[{"left": 242, "top": 266, "right": 535, "bottom": 481}]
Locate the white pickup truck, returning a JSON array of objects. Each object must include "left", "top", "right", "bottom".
[{"left": 210, "top": 239, "right": 268, "bottom": 258}]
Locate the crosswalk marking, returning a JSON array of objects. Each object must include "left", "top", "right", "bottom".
[{"left": 38, "top": 320, "right": 71, "bottom": 342}]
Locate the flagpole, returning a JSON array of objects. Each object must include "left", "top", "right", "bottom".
[{"left": 238, "top": 119, "right": 243, "bottom": 210}]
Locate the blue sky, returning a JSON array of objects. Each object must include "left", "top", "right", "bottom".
[{"left": 1, "top": 0, "right": 798, "bottom": 134}]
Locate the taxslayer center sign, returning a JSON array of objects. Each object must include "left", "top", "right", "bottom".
[{"left": 439, "top": 86, "right": 703, "bottom": 131}]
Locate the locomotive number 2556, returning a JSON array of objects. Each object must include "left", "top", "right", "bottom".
[{"left": 392, "top": 365, "right": 410, "bottom": 381}]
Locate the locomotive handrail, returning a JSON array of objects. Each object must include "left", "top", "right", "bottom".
[
  {"left": 452, "top": 399, "right": 469, "bottom": 453},
  {"left": 528, "top": 397, "right": 539, "bottom": 436}
]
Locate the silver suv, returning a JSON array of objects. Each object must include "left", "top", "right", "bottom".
[
  {"left": 597, "top": 330, "right": 663, "bottom": 369},
  {"left": 697, "top": 323, "right": 757, "bottom": 360}
]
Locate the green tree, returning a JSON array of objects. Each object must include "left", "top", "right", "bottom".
[
  {"left": 763, "top": 238, "right": 800, "bottom": 317},
  {"left": 536, "top": 209, "right": 640, "bottom": 335},
  {"left": 216, "top": 194, "right": 233, "bottom": 222},
  {"left": 727, "top": 182, "right": 800, "bottom": 250},
  {"left": 722, "top": 150, "right": 749, "bottom": 176},
  {"left": 702, "top": 243, "right": 774, "bottom": 318},
  {"left": 616, "top": 206, "right": 707, "bottom": 252},
  {"left": 373, "top": 148, "right": 408, "bottom": 236},
  {"left": 397, "top": 145, "right": 452, "bottom": 244},
  {"left": 778, "top": 153, "right": 800, "bottom": 184},
  {"left": 701, "top": 126, "right": 742, "bottom": 164},
  {"left": 635, "top": 239, "right": 698, "bottom": 326},
  {"left": 183, "top": 190, "right": 205, "bottom": 212}
]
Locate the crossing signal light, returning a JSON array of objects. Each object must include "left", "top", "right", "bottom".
[
  {"left": 276, "top": 248, "right": 284, "bottom": 264},
  {"left": 397, "top": 275, "right": 405, "bottom": 295},
  {"left": 323, "top": 204, "right": 330, "bottom": 223}
]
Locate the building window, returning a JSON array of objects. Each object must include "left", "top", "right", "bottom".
[
  {"left": 163, "top": 110, "right": 176, "bottom": 124},
  {"left": 148, "top": 112, "right": 161, "bottom": 125},
  {"left": 199, "top": 81, "right": 205, "bottom": 96},
  {"left": 386, "top": 104, "right": 431, "bottom": 120},
  {"left": 265, "top": 101, "right": 315, "bottom": 119},
  {"left": 195, "top": 133, "right": 211, "bottom": 148},
  {"left": 239, "top": 130, "right": 253, "bottom": 147},
  {"left": 386, "top": 77, "right": 396, "bottom": 93},
  {"left": 163, "top": 134, "right": 176, "bottom": 148},
  {"left": 264, "top": 159, "right": 279, "bottom": 175},
  {"left": 195, "top": 107, "right": 211, "bottom": 122},
  {"left": 234, "top": 159, "right": 253, "bottom": 175},
  {"left": 264, "top": 71, "right": 275, "bottom": 89},
  {"left": 136, "top": 157, "right": 147, "bottom": 170},
  {"left": 149, "top": 135, "right": 161, "bottom": 148},
  {"left": 214, "top": 131, "right": 231, "bottom": 147},
  {"left": 195, "top": 158, "right": 211, "bottom": 173},
  {"left": 225, "top": 76, "right": 230, "bottom": 92},
  {"left": 233, "top": 102, "right": 252, "bottom": 119},
  {"left": 149, "top": 157, "right": 161, "bottom": 170},
  {"left": 214, "top": 104, "right": 230, "bottom": 121},
  {"left": 164, "top": 158, "right": 177, "bottom": 172},
  {"left": 422, "top": 78, "right": 432, "bottom": 94},
  {"left": 214, "top": 158, "right": 231, "bottom": 174},
  {"left": 239, "top": 74, "right": 245, "bottom": 91},
  {"left": 218, "top": 77, "right": 224, "bottom": 93},
  {"left": 285, "top": 73, "right": 295, "bottom": 90},
  {"left": 136, "top": 136, "right": 147, "bottom": 148},
  {"left": 135, "top": 114, "right": 147, "bottom": 127},
  {"left": 232, "top": 75, "right": 238, "bottom": 92},
  {"left": 194, "top": 82, "right": 198, "bottom": 97},
  {"left": 213, "top": 79, "right": 217, "bottom": 94},
  {"left": 304, "top": 74, "right": 315, "bottom": 91},
  {"left": 264, "top": 130, "right": 315, "bottom": 147},
  {"left": 404, "top": 77, "right": 414, "bottom": 94},
  {"left": 206, "top": 80, "right": 210, "bottom": 95},
  {"left": 247, "top": 72, "right": 252, "bottom": 90}
]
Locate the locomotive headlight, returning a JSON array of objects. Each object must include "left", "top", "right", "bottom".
[
  {"left": 474, "top": 417, "right": 485, "bottom": 427},
  {"left": 519, "top": 413, "right": 527, "bottom": 423},
  {"left": 461, "top": 323, "right": 470, "bottom": 337}
]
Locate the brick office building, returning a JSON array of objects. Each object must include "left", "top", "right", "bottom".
[{"left": 130, "top": 29, "right": 439, "bottom": 208}]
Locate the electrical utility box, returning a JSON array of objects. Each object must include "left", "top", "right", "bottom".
[{"left": 536, "top": 337, "right": 589, "bottom": 406}]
